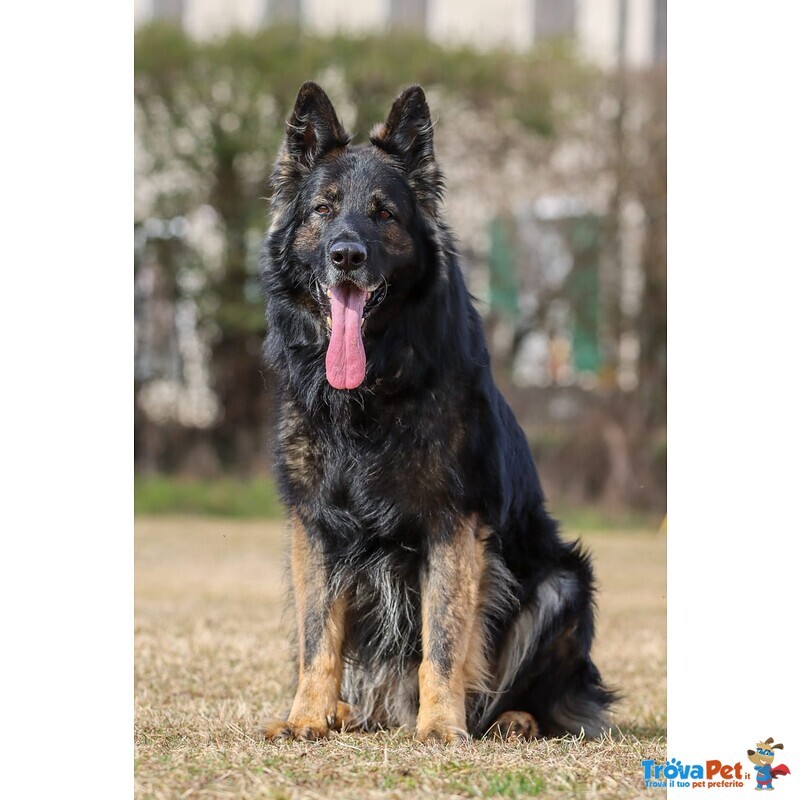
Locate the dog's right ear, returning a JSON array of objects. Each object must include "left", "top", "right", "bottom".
[
  {"left": 285, "top": 82, "right": 350, "bottom": 167},
  {"left": 272, "top": 83, "right": 350, "bottom": 199}
]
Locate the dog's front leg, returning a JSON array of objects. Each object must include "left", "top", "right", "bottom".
[
  {"left": 416, "top": 516, "right": 482, "bottom": 743},
  {"left": 264, "top": 515, "right": 345, "bottom": 741}
]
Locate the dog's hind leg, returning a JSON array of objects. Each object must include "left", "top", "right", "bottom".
[
  {"left": 331, "top": 700, "right": 363, "bottom": 732},
  {"left": 482, "top": 544, "right": 615, "bottom": 738},
  {"left": 485, "top": 710, "right": 540, "bottom": 741},
  {"left": 415, "top": 515, "right": 484, "bottom": 743},
  {"left": 263, "top": 516, "right": 346, "bottom": 741}
]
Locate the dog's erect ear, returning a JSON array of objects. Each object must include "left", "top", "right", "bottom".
[
  {"left": 271, "top": 83, "right": 350, "bottom": 204},
  {"left": 285, "top": 82, "right": 350, "bottom": 168},
  {"left": 371, "top": 86, "right": 443, "bottom": 208},
  {"left": 371, "top": 85, "right": 433, "bottom": 160}
]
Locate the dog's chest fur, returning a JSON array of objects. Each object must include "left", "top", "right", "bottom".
[{"left": 277, "top": 393, "right": 466, "bottom": 541}]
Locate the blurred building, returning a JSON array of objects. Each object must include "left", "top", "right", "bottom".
[{"left": 134, "top": 0, "right": 666, "bottom": 68}]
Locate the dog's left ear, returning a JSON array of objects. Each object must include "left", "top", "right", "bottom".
[{"left": 371, "top": 86, "right": 443, "bottom": 208}]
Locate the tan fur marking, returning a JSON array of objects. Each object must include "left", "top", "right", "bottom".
[
  {"left": 415, "top": 515, "right": 482, "bottom": 743},
  {"left": 462, "top": 529, "right": 490, "bottom": 693},
  {"left": 487, "top": 710, "right": 540, "bottom": 741},
  {"left": 263, "top": 516, "right": 346, "bottom": 741},
  {"left": 370, "top": 122, "right": 389, "bottom": 141},
  {"left": 330, "top": 700, "right": 362, "bottom": 733},
  {"left": 380, "top": 220, "right": 414, "bottom": 258},
  {"left": 293, "top": 218, "right": 322, "bottom": 253},
  {"left": 286, "top": 593, "right": 345, "bottom": 737},
  {"left": 279, "top": 402, "right": 319, "bottom": 489},
  {"left": 550, "top": 620, "right": 578, "bottom": 662}
]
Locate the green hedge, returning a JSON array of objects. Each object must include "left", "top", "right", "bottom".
[
  {"left": 134, "top": 475, "right": 284, "bottom": 518},
  {"left": 134, "top": 474, "right": 658, "bottom": 529}
]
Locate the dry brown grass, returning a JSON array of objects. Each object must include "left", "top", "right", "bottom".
[{"left": 135, "top": 517, "right": 666, "bottom": 799}]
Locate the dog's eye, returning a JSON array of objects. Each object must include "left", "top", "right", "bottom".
[
  {"left": 315, "top": 204, "right": 331, "bottom": 216},
  {"left": 377, "top": 209, "right": 393, "bottom": 221}
]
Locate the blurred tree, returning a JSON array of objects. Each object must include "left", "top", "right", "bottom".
[
  {"left": 134, "top": 25, "right": 666, "bottom": 514},
  {"left": 629, "top": 67, "right": 667, "bottom": 505},
  {"left": 134, "top": 23, "right": 587, "bottom": 471},
  {"left": 585, "top": 66, "right": 667, "bottom": 510}
]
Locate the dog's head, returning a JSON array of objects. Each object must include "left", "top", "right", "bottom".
[
  {"left": 747, "top": 738, "right": 783, "bottom": 766},
  {"left": 268, "top": 82, "right": 444, "bottom": 390}
]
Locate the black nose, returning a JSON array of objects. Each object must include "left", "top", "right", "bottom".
[{"left": 329, "top": 241, "right": 367, "bottom": 271}]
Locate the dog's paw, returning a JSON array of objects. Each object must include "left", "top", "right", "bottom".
[
  {"left": 486, "top": 710, "right": 539, "bottom": 741},
  {"left": 415, "top": 722, "right": 470, "bottom": 744},
  {"left": 262, "top": 718, "right": 330, "bottom": 742},
  {"left": 330, "top": 701, "right": 362, "bottom": 733}
]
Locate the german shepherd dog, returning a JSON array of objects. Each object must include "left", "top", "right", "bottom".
[{"left": 261, "top": 83, "right": 614, "bottom": 742}]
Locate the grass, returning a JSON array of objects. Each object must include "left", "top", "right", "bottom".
[
  {"left": 134, "top": 475, "right": 662, "bottom": 531},
  {"left": 549, "top": 505, "right": 662, "bottom": 534},
  {"left": 134, "top": 475, "right": 284, "bottom": 518},
  {"left": 134, "top": 517, "right": 666, "bottom": 799}
]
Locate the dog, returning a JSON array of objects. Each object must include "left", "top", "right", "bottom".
[
  {"left": 261, "top": 82, "right": 614, "bottom": 742},
  {"left": 747, "top": 738, "right": 791, "bottom": 790}
]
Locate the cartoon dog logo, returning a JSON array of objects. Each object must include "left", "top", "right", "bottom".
[{"left": 747, "top": 738, "right": 791, "bottom": 790}]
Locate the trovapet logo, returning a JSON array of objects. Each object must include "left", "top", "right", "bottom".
[
  {"left": 642, "top": 736, "right": 791, "bottom": 791},
  {"left": 641, "top": 758, "right": 745, "bottom": 789}
]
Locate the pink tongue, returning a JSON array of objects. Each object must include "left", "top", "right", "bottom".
[{"left": 325, "top": 284, "right": 368, "bottom": 389}]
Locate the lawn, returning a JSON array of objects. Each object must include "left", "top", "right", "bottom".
[{"left": 134, "top": 517, "right": 666, "bottom": 799}]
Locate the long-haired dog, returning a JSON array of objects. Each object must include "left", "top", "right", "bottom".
[{"left": 261, "top": 82, "right": 614, "bottom": 742}]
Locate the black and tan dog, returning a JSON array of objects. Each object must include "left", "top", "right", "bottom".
[{"left": 261, "top": 82, "right": 614, "bottom": 743}]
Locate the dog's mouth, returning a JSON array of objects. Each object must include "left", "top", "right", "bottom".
[
  {"left": 311, "top": 278, "right": 387, "bottom": 390},
  {"left": 311, "top": 278, "right": 387, "bottom": 322}
]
